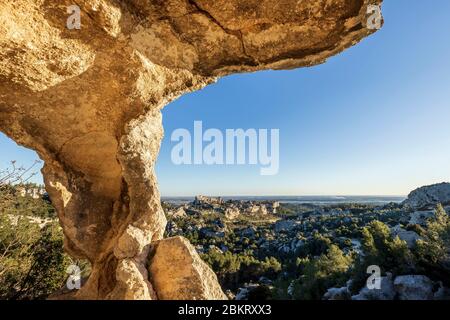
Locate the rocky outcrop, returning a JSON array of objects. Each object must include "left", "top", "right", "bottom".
[
  {"left": 351, "top": 274, "right": 449, "bottom": 300},
  {"left": 17, "top": 186, "right": 46, "bottom": 199},
  {"left": 248, "top": 204, "right": 269, "bottom": 215},
  {"left": 167, "top": 207, "right": 187, "bottom": 218},
  {"left": 0, "top": 0, "right": 383, "bottom": 299},
  {"left": 149, "top": 236, "right": 227, "bottom": 300},
  {"left": 224, "top": 207, "right": 240, "bottom": 220},
  {"left": 409, "top": 210, "right": 436, "bottom": 226},
  {"left": 393, "top": 275, "right": 434, "bottom": 300},
  {"left": 323, "top": 286, "right": 351, "bottom": 300},
  {"left": 194, "top": 196, "right": 224, "bottom": 206},
  {"left": 390, "top": 225, "right": 421, "bottom": 249},
  {"left": 403, "top": 183, "right": 450, "bottom": 209}
]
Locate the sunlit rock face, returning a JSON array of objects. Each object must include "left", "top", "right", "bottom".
[
  {"left": 0, "top": 0, "right": 382, "bottom": 299},
  {"left": 403, "top": 183, "right": 450, "bottom": 210}
]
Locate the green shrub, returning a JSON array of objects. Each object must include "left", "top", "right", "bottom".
[
  {"left": 350, "top": 220, "right": 415, "bottom": 293},
  {"left": 414, "top": 204, "right": 450, "bottom": 285},
  {"left": 290, "top": 245, "right": 352, "bottom": 300}
]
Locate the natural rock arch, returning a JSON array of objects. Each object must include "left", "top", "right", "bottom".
[{"left": 0, "top": 0, "right": 382, "bottom": 299}]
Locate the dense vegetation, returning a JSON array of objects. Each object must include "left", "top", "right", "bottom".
[
  {"left": 166, "top": 201, "right": 450, "bottom": 300},
  {"left": 0, "top": 182, "right": 90, "bottom": 300}
]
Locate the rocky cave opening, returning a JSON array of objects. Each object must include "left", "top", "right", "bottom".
[{"left": 0, "top": 0, "right": 383, "bottom": 299}]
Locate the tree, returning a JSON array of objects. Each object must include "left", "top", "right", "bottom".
[
  {"left": 240, "top": 256, "right": 282, "bottom": 282},
  {"left": 415, "top": 204, "right": 450, "bottom": 285},
  {"left": 201, "top": 250, "right": 241, "bottom": 289},
  {"left": 0, "top": 160, "right": 51, "bottom": 218},
  {"left": 0, "top": 215, "right": 40, "bottom": 288},
  {"left": 298, "top": 232, "right": 332, "bottom": 257},
  {"left": 350, "top": 220, "right": 415, "bottom": 293},
  {"left": 434, "top": 203, "right": 449, "bottom": 230}
]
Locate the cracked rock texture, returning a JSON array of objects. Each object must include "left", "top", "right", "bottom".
[
  {"left": 0, "top": 0, "right": 382, "bottom": 299},
  {"left": 403, "top": 183, "right": 450, "bottom": 210}
]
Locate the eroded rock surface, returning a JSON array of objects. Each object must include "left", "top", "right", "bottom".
[
  {"left": 0, "top": 0, "right": 383, "bottom": 299},
  {"left": 149, "top": 236, "right": 227, "bottom": 300}
]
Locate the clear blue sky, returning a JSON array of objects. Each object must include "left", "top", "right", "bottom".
[{"left": 1, "top": 0, "right": 450, "bottom": 196}]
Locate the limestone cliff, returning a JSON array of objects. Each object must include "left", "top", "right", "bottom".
[{"left": 0, "top": 0, "right": 383, "bottom": 299}]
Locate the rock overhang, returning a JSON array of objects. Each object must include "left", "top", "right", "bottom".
[{"left": 0, "top": 0, "right": 383, "bottom": 299}]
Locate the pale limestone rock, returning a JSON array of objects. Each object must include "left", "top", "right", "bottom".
[
  {"left": 167, "top": 207, "right": 187, "bottom": 218},
  {"left": 0, "top": 0, "right": 383, "bottom": 299},
  {"left": 114, "top": 225, "right": 153, "bottom": 259},
  {"left": 225, "top": 207, "right": 240, "bottom": 220},
  {"left": 323, "top": 286, "right": 351, "bottom": 300},
  {"left": 352, "top": 275, "right": 441, "bottom": 300},
  {"left": 274, "top": 219, "right": 297, "bottom": 232},
  {"left": 149, "top": 236, "right": 227, "bottom": 300},
  {"left": 409, "top": 210, "right": 435, "bottom": 226},
  {"left": 394, "top": 275, "right": 435, "bottom": 300},
  {"left": 194, "top": 195, "right": 224, "bottom": 206}
]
